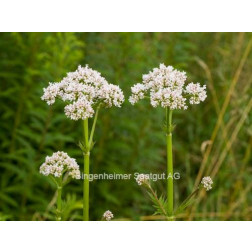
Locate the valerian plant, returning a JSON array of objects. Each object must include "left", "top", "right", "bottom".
[
  {"left": 42, "top": 65, "right": 124, "bottom": 221},
  {"left": 40, "top": 151, "right": 80, "bottom": 221},
  {"left": 130, "top": 64, "right": 212, "bottom": 220}
]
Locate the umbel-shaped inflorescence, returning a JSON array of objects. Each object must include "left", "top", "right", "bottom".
[
  {"left": 40, "top": 151, "right": 80, "bottom": 221},
  {"left": 136, "top": 174, "right": 150, "bottom": 186},
  {"left": 40, "top": 151, "right": 80, "bottom": 180},
  {"left": 129, "top": 63, "right": 207, "bottom": 108},
  {"left": 41, "top": 65, "right": 125, "bottom": 120},
  {"left": 201, "top": 176, "right": 213, "bottom": 191},
  {"left": 102, "top": 210, "right": 114, "bottom": 221}
]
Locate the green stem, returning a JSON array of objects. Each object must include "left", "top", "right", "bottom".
[
  {"left": 89, "top": 105, "right": 100, "bottom": 147},
  {"left": 82, "top": 107, "right": 100, "bottom": 221},
  {"left": 166, "top": 108, "right": 173, "bottom": 218},
  {"left": 84, "top": 118, "right": 89, "bottom": 147},
  {"left": 83, "top": 119, "right": 90, "bottom": 221},
  {"left": 56, "top": 186, "right": 62, "bottom": 221}
]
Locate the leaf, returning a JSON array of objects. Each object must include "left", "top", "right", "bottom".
[
  {"left": 147, "top": 191, "right": 168, "bottom": 217},
  {"left": 175, "top": 188, "right": 199, "bottom": 215}
]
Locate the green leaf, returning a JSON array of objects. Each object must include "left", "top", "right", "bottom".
[{"left": 175, "top": 188, "right": 199, "bottom": 215}]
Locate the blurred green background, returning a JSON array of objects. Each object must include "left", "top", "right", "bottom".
[{"left": 0, "top": 33, "right": 251, "bottom": 221}]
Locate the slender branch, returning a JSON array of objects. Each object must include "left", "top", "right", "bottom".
[
  {"left": 89, "top": 105, "right": 100, "bottom": 147},
  {"left": 49, "top": 175, "right": 59, "bottom": 187},
  {"left": 148, "top": 185, "right": 167, "bottom": 217},
  {"left": 175, "top": 188, "right": 199, "bottom": 215},
  {"left": 84, "top": 119, "right": 89, "bottom": 147}
]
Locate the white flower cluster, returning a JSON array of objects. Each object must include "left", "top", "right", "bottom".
[
  {"left": 136, "top": 174, "right": 149, "bottom": 186},
  {"left": 129, "top": 64, "right": 207, "bottom": 109},
  {"left": 103, "top": 210, "right": 114, "bottom": 221},
  {"left": 42, "top": 65, "right": 125, "bottom": 120},
  {"left": 40, "top": 151, "right": 80, "bottom": 179},
  {"left": 129, "top": 83, "right": 146, "bottom": 105},
  {"left": 201, "top": 176, "right": 213, "bottom": 191},
  {"left": 185, "top": 82, "right": 207, "bottom": 105}
]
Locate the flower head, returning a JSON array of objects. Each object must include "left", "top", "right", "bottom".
[
  {"left": 129, "top": 64, "right": 207, "bottom": 109},
  {"left": 42, "top": 65, "right": 124, "bottom": 120},
  {"left": 185, "top": 82, "right": 207, "bottom": 104},
  {"left": 129, "top": 83, "right": 146, "bottom": 105},
  {"left": 136, "top": 174, "right": 150, "bottom": 186},
  {"left": 64, "top": 96, "right": 94, "bottom": 120},
  {"left": 201, "top": 176, "right": 213, "bottom": 191},
  {"left": 103, "top": 210, "right": 114, "bottom": 221},
  {"left": 40, "top": 151, "right": 80, "bottom": 179}
]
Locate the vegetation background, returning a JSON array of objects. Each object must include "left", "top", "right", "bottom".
[{"left": 0, "top": 33, "right": 251, "bottom": 221}]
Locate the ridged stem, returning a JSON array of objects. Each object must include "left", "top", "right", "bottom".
[
  {"left": 83, "top": 119, "right": 89, "bottom": 221},
  {"left": 166, "top": 108, "right": 173, "bottom": 219},
  {"left": 82, "top": 107, "right": 100, "bottom": 221},
  {"left": 56, "top": 186, "right": 62, "bottom": 221}
]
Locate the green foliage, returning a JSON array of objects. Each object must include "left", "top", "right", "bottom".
[
  {"left": 147, "top": 191, "right": 168, "bottom": 217},
  {"left": 0, "top": 33, "right": 251, "bottom": 220},
  {"left": 145, "top": 184, "right": 200, "bottom": 219},
  {"left": 61, "top": 194, "right": 83, "bottom": 221},
  {"left": 174, "top": 188, "right": 199, "bottom": 215}
]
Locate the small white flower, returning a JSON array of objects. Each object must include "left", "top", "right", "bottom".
[
  {"left": 129, "top": 83, "right": 146, "bottom": 105},
  {"left": 129, "top": 64, "right": 207, "bottom": 109},
  {"left": 185, "top": 82, "right": 207, "bottom": 104},
  {"left": 42, "top": 65, "right": 124, "bottom": 120},
  {"left": 201, "top": 176, "right": 213, "bottom": 191},
  {"left": 41, "top": 82, "right": 60, "bottom": 105},
  {"left": 99, "top": 84, "right": 125, "bottom": 108},
  {"left": 103, "top": 210, "right": 114, "bottom": 221},
  {"left": 136, "top": 174, "right": 149, "bottom": 186},
  {"left": 64, "top": 97, "right": 94, "bottom": 120},
  {"left": 40, "top": 151, "right": 80, "bottom": 179}
]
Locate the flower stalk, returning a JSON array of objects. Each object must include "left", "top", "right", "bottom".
[
  {"left": 83, "top": 118, "right": 90, "bottom": 221},
  {"left": 166, "top": 108, "right": 173, "bottom": 219},
  {"left": 56, "top": 186, "right": 62, "bottom": 221},
  {"left": 82, "top": 105, "right": 100, "bottom": 221}
]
